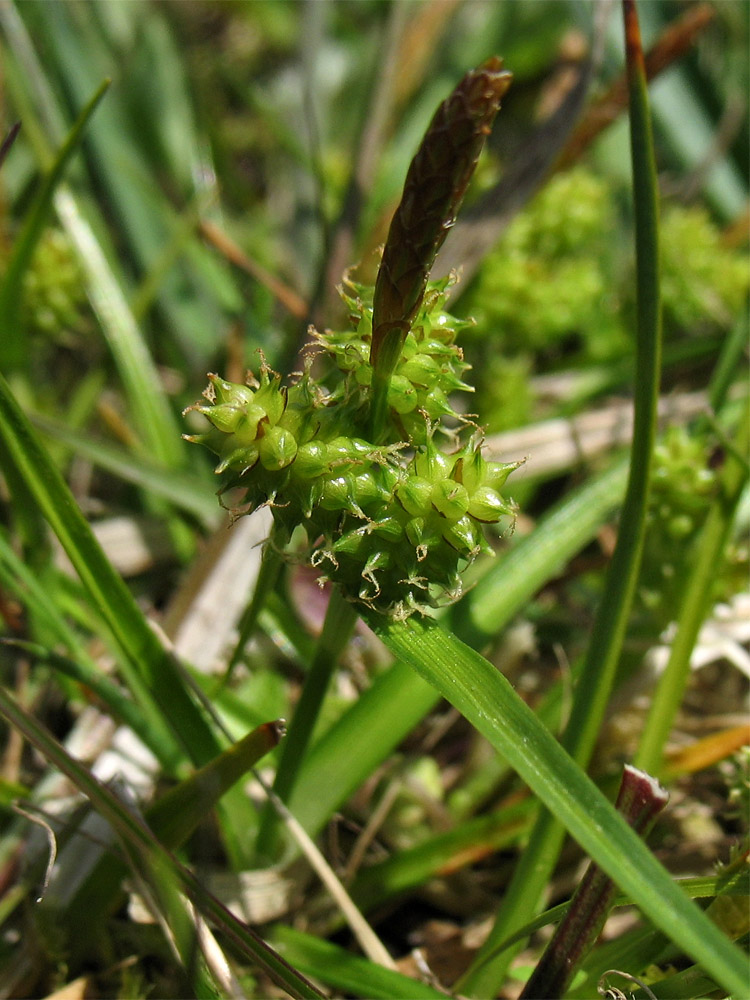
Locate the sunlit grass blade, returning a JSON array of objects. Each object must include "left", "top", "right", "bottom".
[
  {"left": 367, "top": 612, "right": 747, "bottom": 997},
  {"left": 477, "top": 865, "right": 749, "bottom": 977},
  {"left": 270, "top": 925, "right": 446, "bottom": 1000},
  {"left": 0, "top": 10, "right": 185, "bottom": 472},
  {"left": 0, "top": 370, "right": 220, "bottom": 770},
  {"left": 148, "top": 720, "right": 284, "bottom": 849},
  {"left": 32, "top": 412, "right": 219, "bottom": 528},
  {"left": 0, "top": 685, "right": 325, "bottom": 1000},
  {"left": 256, "top": 586, "right": 358, "bottom": 859},
  {"left": 2, "top": 640, "right": 168, "bottom": 762},
  {"left": 349, "top": 797, "right": 534, "bottom": 914}
]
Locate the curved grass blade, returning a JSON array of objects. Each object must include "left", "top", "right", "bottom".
[
  {"left": 367, "top": 612, "right": 747, "bottom": 998},
  {"left": 32, "top": 413, "right": 219, "bottom": 528},
  {"left": 0, "top": 685, "right": 324, "bottom": 1000},
  {"left": 286, "top": 457, "right": 629, "bottom": 844},
  {"left": 271, "top": 925, "right": 447, "bottom": 1000}
]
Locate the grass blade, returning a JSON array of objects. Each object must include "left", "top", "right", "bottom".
[{"left": 368, "top": 612, "right": 747, "bottom": 998}]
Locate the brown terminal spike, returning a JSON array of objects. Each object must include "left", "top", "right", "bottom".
[{"left": 370, "top": 57, "right": 512, "bottom": 381}]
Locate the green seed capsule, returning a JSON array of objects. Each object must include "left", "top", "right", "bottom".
[
  {"left": 332, "top": 528, "right": 368, "bottom": 556},
  {"left": 350, "top": 471, "right": 388, "bottom": 510},
  {"left": 421, "top": 385, "right": 455, "bottom": 419},
  {"left": 294, "top": 441, "right": 329, "bottom": 478},
  {"left": 370, "top": 516, "right": 403, "bottom": 542},
  {"left": 484, "top": 461, "right": 520, "bottom": 492},
  {"left": 413, "top": 446, "right": 453, "bottom": 481},
  {"left": 405, "top": 516, "right": 426, "bottom": 547},
  {"left": 253, "top": 372, "right": 286, "bottom": 426},
  {"left": 209, "top": 375, "right": 256, "bottom": 407},
  {"left": 431, "top": 480, "right": 469, "bottom": 521},
  {"left": 215, "top": 445, "right": 259, "bottom": 474},
  {"left": 399, "top": 354, "right": 441, "bottom": 388},
  {"left": 320, "top": 475, "right": 350, "bottom": 510},
  {"left": 230, "top": 405, "right": 268, "bottom": 446},
  {"left": 397, "top": 476, "right": 434, "bottom": 517},
  {"left": 194, "top": 401, "right": 244, "bottom": 435},
  {"left": 442, "top": 515, "right": 480, "bottom": 553},
  {"left": 326, "top": 436, "right": 371, "bottom": 466},
  {"left": 388, "top": 374, "right": 418, "bottom": 414},
  {"left": 468, "top": 485, "right": 513, "bottom": 522},
  {"left": 258, "top": 426, "right": 298, "bottom": 470}
]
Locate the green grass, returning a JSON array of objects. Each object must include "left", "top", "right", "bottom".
[{"left": 0, "top": 2, "right": 747, "bottom": 998}]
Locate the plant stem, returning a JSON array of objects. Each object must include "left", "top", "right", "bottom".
[
  {"left": 255, "top": 585, "right": 358, "bottom": 859},
  {"left": 520, "top": 766, "right": 668, "bottom": 999},
  {"left": 458, "top": 3, "right": 663, "bottom": 993}
]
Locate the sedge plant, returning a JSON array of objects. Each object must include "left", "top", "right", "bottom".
[
  {"left": 185, "top": 22, "right": 747, "bottom": 999},
  {"left": 0, "top": 3, "right": 747, "bottom": 996}
]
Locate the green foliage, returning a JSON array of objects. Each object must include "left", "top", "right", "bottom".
[
  {"left": 637, "top": 425, "right": 719, "bottom": 623},
  {"left": 660, "top": 203, "right": 750, "bottom": 333},
  {"left": 470, "top": 167, "right": 620, "bottom": 355},
  {"left": 0, "top": 226, "right": 89, "bottom": 344},
  {"left": 0, "top": 2, "right": 747, "bottom": 997}
]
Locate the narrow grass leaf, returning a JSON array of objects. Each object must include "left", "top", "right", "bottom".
[
  {"left": 271, "top": 925, "right": 447, "bottom": 1000},
  {"left": 459, "top": 2, "right": 665, "bottom": 988},
  {"left": 33, "top": 413, "right": 219, "bottom": 528},
  {"left": 287, "top": 458, "right": 628, "bottom": 843}
]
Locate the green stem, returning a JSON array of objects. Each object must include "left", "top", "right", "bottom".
[
  {"left": 458, "top": 3, "right": 663, "bottom": 993},
  {"left": 634, "top": 405, "right": 749, "bottom": 774},
  {"left": 256, "top": 586, "right": 358, "bottom": 859}
]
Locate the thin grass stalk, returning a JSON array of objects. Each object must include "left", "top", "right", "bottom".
[
  {"left": 634, "top": 407, "right": 749, "bottom": 774},
  {"left": 255, "top": 585, "right": 359, "bottom": 859},
  {"left": 2, "top": 640, "right": 165, "bottom": 759},
  {"left": 227, "top": 521, "right": 290, "bottom": 674},
  {"left": 458, "top": 2, "right": 663, "bottom": 992}
]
